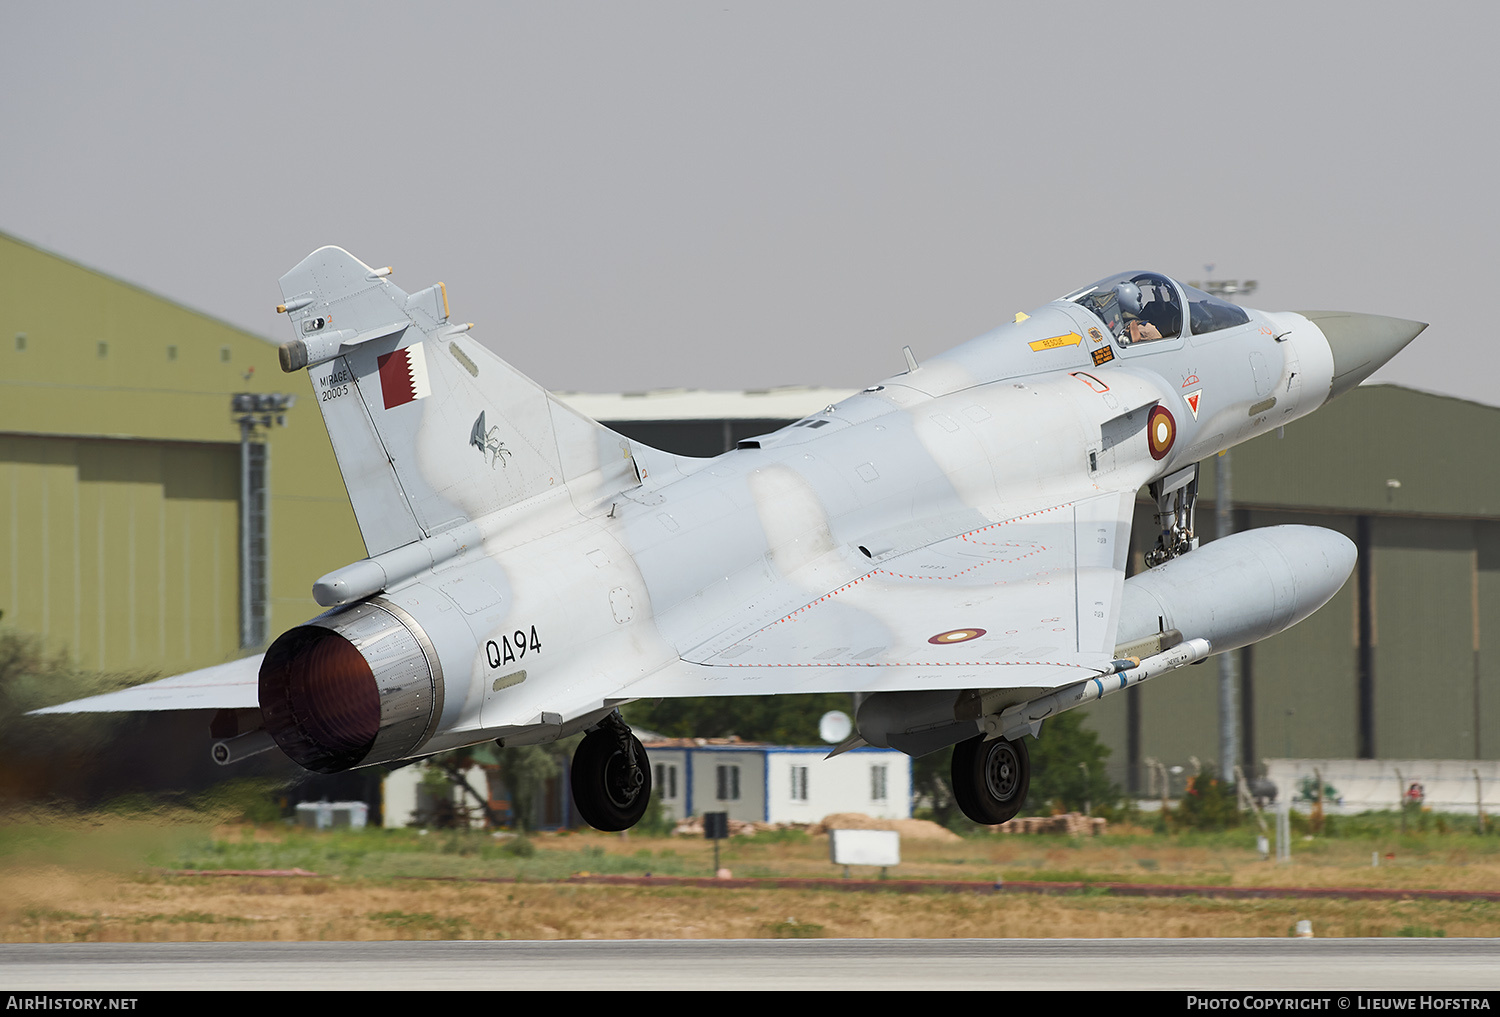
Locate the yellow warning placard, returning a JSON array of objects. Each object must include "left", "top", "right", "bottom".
[{"left": 1028, "top": 333, "right": 1082, "bottom": 352}]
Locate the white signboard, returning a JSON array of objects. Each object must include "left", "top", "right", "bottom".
[{"left": 829, "top": 828, "right": 900, "bottom": 867}]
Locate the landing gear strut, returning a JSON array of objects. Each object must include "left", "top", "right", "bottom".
[
  {"left": 570, "top": 711, "right": 652, "bottom": 832},
  {"left": 950, "top": 734, "right": 1030, "bottom": 825},
  {"left": 1145, "top": 463, "right": 1200, "bottom": 568}
]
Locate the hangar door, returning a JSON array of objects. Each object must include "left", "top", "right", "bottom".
[{"left": 0, "top": 433, "right": 240, "bottom": 674}]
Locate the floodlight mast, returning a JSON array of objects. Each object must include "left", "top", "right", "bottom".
[{"left": 232, "top": 393, "right": 296, "bottom": 648}]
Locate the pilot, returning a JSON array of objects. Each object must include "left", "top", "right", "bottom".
[
  {"left": 1113, "top": 282, "right": 1161, "bottom": 343},
  {"left": 1125, "top": 317, "right": 1163, "bottom": 343},
  {"left": 1114, "top": 280, "right": 1180, "bottom": 343}
]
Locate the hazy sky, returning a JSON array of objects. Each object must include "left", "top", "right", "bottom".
[{"left": 3, "top": 1, "right": 1494, "bottom": 401}]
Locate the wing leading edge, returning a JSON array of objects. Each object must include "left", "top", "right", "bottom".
[{"left": 27, "top": 655, "right": 263, "bottom": 715}]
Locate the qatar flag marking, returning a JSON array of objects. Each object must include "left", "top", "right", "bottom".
[
  {"left": 1183, "top": 389, "right": 1202, "bottom": 420},
  {"left": 377, "top": 343, "right": 431, "bottom": 409}
]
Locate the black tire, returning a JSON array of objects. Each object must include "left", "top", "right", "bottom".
[
  {"left": 570, "top": 730, "right": 652, "bottom": 832},
  {"left": 950, "top": 735, "right": 1029, "bottom": 825}
]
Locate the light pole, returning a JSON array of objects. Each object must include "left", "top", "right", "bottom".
[{"left": 231, "top": 392, "right": 295, "bottom": 648}]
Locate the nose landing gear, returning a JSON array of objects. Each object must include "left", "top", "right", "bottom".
[
  {"left": 950, "top": 734, "right": 1030, "bottom": 825},
  {"left": 570, "top": 712, "right": 652, "bottom": 832}
]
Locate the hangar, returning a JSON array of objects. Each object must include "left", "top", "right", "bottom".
[
  {"left": 3, "top": 230, "right": 1494, "bottom": 800},
  {"left": 0, "top": 230, "right": 365, "bottom": 678}
]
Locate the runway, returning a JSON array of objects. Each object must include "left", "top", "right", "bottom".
[{"left": 3, "top": 938, "right": 1498, "bottom": 991}]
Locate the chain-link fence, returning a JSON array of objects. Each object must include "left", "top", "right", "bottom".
[
  {"left": 1260, "top": 759, "right": 1499, "bottom": 815},
  {"left": 1113, "top": 758, "right": 1499, "bottom": 815}
]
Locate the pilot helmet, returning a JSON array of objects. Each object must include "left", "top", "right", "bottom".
[{"left": 1113, "top": 281, "right": 1144, "bottom": 316}]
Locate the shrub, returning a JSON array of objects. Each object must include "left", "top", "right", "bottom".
[
  {"left": 501, "top": 835, "right": 535, "bottom": 858},
  {"left": 632, "top": 792, "right": 674, "bottom": 837},
  {"left": 1174, "top": 767, "right": 1240, "bottom": 831}
]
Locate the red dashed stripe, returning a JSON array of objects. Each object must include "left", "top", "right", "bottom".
[
  {"left": 714, "top": 501, "right": 1080, "bottom": 656},
  {"left": 709, "top": 659, "right": 1097, "bottom": 669},
  {"left": 879, "top": 542, "right": 1047, "bottom": 582}
]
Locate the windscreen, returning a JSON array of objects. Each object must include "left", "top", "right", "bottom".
[
  {"left": 1179, "top": 282, "right": 1251, "bottom": 335},
  {"left": 1065, "top": 271, "right": 1182, "bottom": 344}
]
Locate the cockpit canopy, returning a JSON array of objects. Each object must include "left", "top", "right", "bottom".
[{"left": 1065, "top": 271, "right": 1250, "bottom": 343}]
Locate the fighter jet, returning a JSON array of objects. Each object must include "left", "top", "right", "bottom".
[{"left": 34, "top": 254, "right": 1424, "bottom": 829}]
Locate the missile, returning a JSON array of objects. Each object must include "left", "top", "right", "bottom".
[{"left": 982, "top": 638, "right": 1214, "bottom": 743}]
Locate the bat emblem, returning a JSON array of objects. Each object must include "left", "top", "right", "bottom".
[{"left": 470, "top": 411, "right": 512, "bottom": 468}]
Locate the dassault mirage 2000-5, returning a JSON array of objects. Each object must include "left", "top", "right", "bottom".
[{"left": 35, "top": 252, "right": 1424, "bottom": 828}]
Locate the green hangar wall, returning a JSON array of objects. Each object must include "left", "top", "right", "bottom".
[{"left": 0, "top": 231, "right": 365, "bottom": 676}]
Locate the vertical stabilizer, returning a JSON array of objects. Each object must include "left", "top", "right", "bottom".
[{"left": 277, "top": 247, "right": 640, "bottom": 556}]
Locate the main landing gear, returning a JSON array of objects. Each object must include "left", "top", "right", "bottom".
[
  {"left": 571, "top": 711, "right": 652, "bottom": 832},
  {"left": 950, "top": 734, "right": 1030, "bottom": 825}
]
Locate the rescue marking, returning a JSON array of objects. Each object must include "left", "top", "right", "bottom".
[
  {"left": 1087, "top": 327, "right": 1104, "bottom": 343},
  {"left": 1090, "top": 345, "right": 1115, "bottom": 367},
  {"left": 1183, "top": 390, "right": 1202, "bottom": 420},
  {"left": 1028, "top": 333, "right": 1082, "bottom": 352}
]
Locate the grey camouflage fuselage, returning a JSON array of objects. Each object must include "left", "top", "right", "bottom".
[{"left": 34, "top": 251, "right": 1424, "bottom": 780}]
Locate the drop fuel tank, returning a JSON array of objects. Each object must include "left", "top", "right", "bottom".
[{"left": 1116, "top": 524, "right": 1356, "bottom": 657}]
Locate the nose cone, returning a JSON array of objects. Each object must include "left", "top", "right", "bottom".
[{"left": 1299, "top": 311, "right": 1427, "bottom": 400}]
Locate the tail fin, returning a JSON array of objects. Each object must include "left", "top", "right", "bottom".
[{"left": 277, "top": 246, "right": 641, "bottom": 556}]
